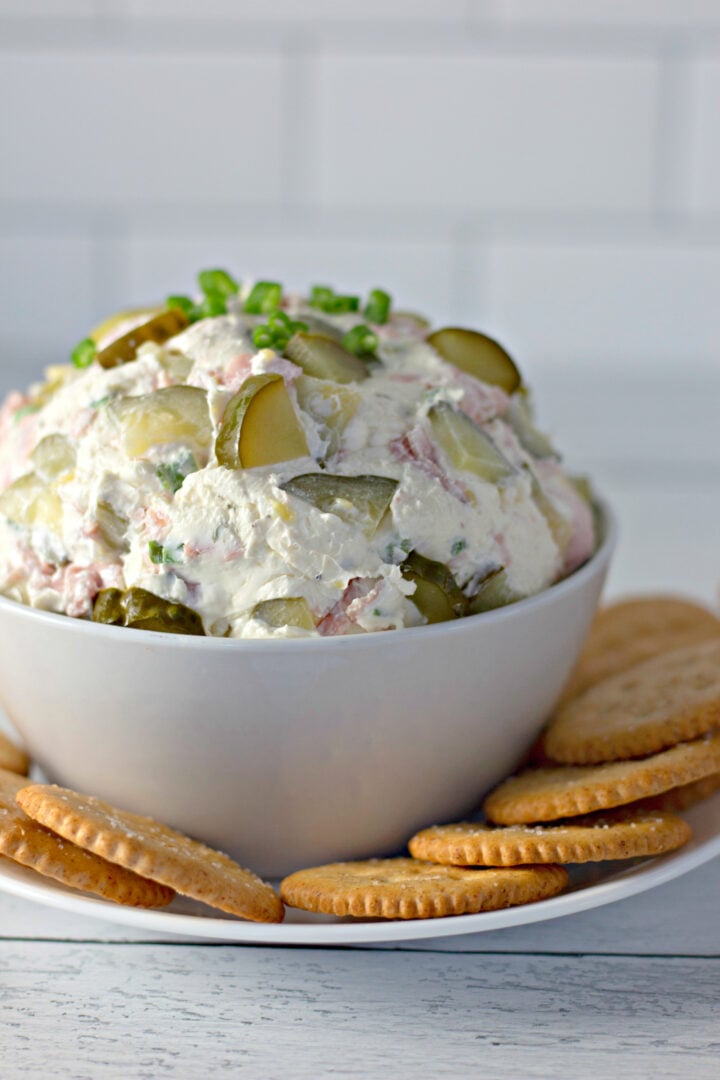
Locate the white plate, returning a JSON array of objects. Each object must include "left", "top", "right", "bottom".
[{"left": 0, "top": 793, "right": 718, "bottom": 945}]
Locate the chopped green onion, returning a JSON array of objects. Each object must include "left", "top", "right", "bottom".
[
  {"left": 71, "top": 337, "right": 97, "bottom": 369},
  {"left": 253, "top": 314, "right": 308, "bottom": 352},
  {"left": 156, "top": 452, "right": 197, "bottom": 495},
  {"left": 451, "top": 539, "right": 467, "bottom": 556},
  {"left": 364, "top": 288, "right": 392, "bottom": 325},
  {"left": 309, "top": 285, "right": 360, "bottom": 314},
  {"left": 342, "top": 324, "right": 379, "bottom": 357},
  {"left": 244, "top": 281, "right": 283, "bottom": 315},
  {"left": 198, "top": 269, "right": 238, "bottom": 299},
  {"left": 13, "top": 403, "right": 41, "bottom": 424},
  {"left": 326, "top": 294, "right": 359, "bottom": 314},
  {"left": 148, "top": 540, "right": 183, "bottom": 565},
  {"left": 166, "top": 295, "right": 199, "bottom": 321},
  {"left": 252, "top": 326, "right": 274, "bottom": 349},
  {"left": 310, "top": 285, "right": 334, "bottom": 308},
  {"left": 199, "top": 292, "right": 228, "bottom": 318}
]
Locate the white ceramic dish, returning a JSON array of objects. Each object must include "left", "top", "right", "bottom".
[
  {"left": 0, "top": 790, "right": 716, "bottom": 945},
  {"left": 0, "top": 506, "right": 615, "bottom": 878}
]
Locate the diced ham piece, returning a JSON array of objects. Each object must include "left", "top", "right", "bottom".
[{"left": 317, "top": 578, "right": 374, "bottom": 636}]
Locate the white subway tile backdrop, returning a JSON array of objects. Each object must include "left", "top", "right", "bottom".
[{"left": 0, "top": 0, "right": 718, "bottom": 600}]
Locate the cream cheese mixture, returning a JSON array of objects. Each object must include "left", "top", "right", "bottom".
[{"left": 0, "top": 277, "right": 595, "bottom": 638}]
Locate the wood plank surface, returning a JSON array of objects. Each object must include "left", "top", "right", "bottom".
[{"left": 0, "top": 945, "right": 717, "bottom": 1079}]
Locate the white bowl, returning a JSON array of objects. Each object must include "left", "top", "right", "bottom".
[{"left": 0, "top": 504, "right": 615, "bottom": 877}]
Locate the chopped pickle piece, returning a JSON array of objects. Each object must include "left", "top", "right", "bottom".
[
  {"left": 92, "top": 586, "right": 205, "bottom": 636},
  {"left": 467, "top": 568, "right": 523, "bottom": 615},
  {"left": 505, "top": 398, "right": 557, "bottom": 460},
  {"left": 95, "top": 499, "right": 130, "bottom": 553},
  {"left": 281, "top": 473, "right": 397, "bottom": 534},
  {"left": 428, "top": 402, "right": 515, "bottom": 484},
  {"left": 570, "top": 474, "right": 593, "bottom": 504},
  {"left": 530, "top": 475, "right": 574, "bottom": 551},
  {"left": 284, "top": 333, "right": 369, "bottom": 384},
  {"left": 112, "top": 386, "right": 212, "bottom": 458},
  {"left": 92, "top": 588, "right": 124, "bottom": 625},
  {"left": 31, "top": 434, "right": 76, "bottom": 480},
  {"left": 0, "top": 472, "right": 63, "bottom": 531},
  {"left": 216, "top": 374, "right": 309, "bottom": 470},
  {"left": 95, "top": 309, "right": 189, "bottom": 369},
  {"left": 427, "top": 328, "right": 521, "bottom": 393},
  {"left": 90, "top": 307, "right": 164, "bottom": 350},
  {"left": 252, "top": 597, "right": 315, "bottom": 631},
  {"left": 400, "top": 551, "right": 468, "bottom": 624}
]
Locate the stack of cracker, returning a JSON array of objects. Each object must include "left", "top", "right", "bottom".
[
  {"left": 282, "top": 597, "right": 720, "bottom": 920},
  {"left": 0, "top": 742, "right": 283, "bottom": 922}
]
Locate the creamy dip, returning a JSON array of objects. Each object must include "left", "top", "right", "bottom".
[{"left": 0, "top": 280, "right": 595, "bottom": 638}]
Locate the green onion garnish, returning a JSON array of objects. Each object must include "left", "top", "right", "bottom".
[
  {"left": 309, "top": 285, "right": 360, "bottom": 314},
  {"left": 342, "top": 324, "right": 379, "bottom": 357},
  {"left": 198, "top": 269, "right": 239, "bottom": 299},
  {"left": 157, "top": 452, "right": 197, "bottom": 495},
  {"left": 364, "top": 288, "right": 392, "bottom": 325},
  {"left": 71, "top": 337, "right": 97, "bottom": 369},
  {"left": 252, "top": 326, "right": 274, "bottom": 349},
  {"left": 253, "top": 313, "right": 308, "bottom": 352},
  {"left": 244, "top": 281, "right": 283, "bottom": 315},
  {"left": 199, "top": 292, "right": 228, "bottom": 318},
  {"left": 166, "top": 295, "right": 199, "bottom": 321},
  {"left": 148, "top": 540, "right": 183, "bottom": 565},
  {"left": 309, "top": 285, "right": 333, "bottom": 308}
]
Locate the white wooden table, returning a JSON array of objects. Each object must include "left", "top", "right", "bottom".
[
  {"left": 1, "top": 857, "right": 718, "bottom": 1079},
  {"left": 2, "top": 374, "right": 719, "bottom": 1078}
]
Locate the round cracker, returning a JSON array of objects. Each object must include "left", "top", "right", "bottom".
[
  {"left": 0, "top": 769, "right": 173, "bottom": 908},
  {"left": 0, "top": 730, "right": 29, "bottom": 776},
  {"left": 280, "top": 858, "right": 568, "bottom": 919},
  {"left": 15, "top": 783, "right": 283, "bottom": 923},
  {"left": 560, "top": 597, "right": 720, "bottom": 704},
  {"left": 632, "top": 771, "right": 720, "bottom": 814},
  {"left": 545, "top": 639, "right": 720, "bottom": 764},
  {"left": 483, "top": 730, "right": 720, "bottom": 825},
  {"left": 409, "top": 808, "right": 692, "bottom": 866}
]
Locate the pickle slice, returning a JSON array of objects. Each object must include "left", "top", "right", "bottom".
[
  {"left": 252, "top": 597, "right": 315, "bottom": 631},
  {"left": 467, "top": 568, "right": 522, "bottom": 615},
  {"left": 284, "top": 333, "right": 368, "bottom": 384},
  {"left": 427, "top": 328, "right": 521, "bottom": 393},
  {"left": 216, "top": 374, "right": 309, "bottom": 470},
  {"left": 95, "top": 309, "right": 189, "bottom": 369},
  {"left": 112, "top": 386, "right": 213, "bottom": 458},
  {"left": 401, "top": 551, "right": 468, "bottom": 624},
  {"left": 505, "top": 398, "right": 557, "bottom": 460},
  {"left": 90, "top": 307, "right": 164, "bottom": 350},
  {"left": 92, "top": 588, "right": 125, "bottom": 625},
  {"left": 428, "top": 403, "right": 515, "bottom": 484},
  {"left": 92, "top": 586, "right": 205, "bottom": 635},
  {"left": 281, "top": 473, "right": 397, "bottom": 534}
]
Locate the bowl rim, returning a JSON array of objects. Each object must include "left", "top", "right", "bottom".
[{"left": 0, "top": 499, "right": 617, "bottom": 653}]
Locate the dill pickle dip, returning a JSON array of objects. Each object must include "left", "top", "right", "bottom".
[{"left": 0, "top": 272, "right": 595, "bottom": 638}]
